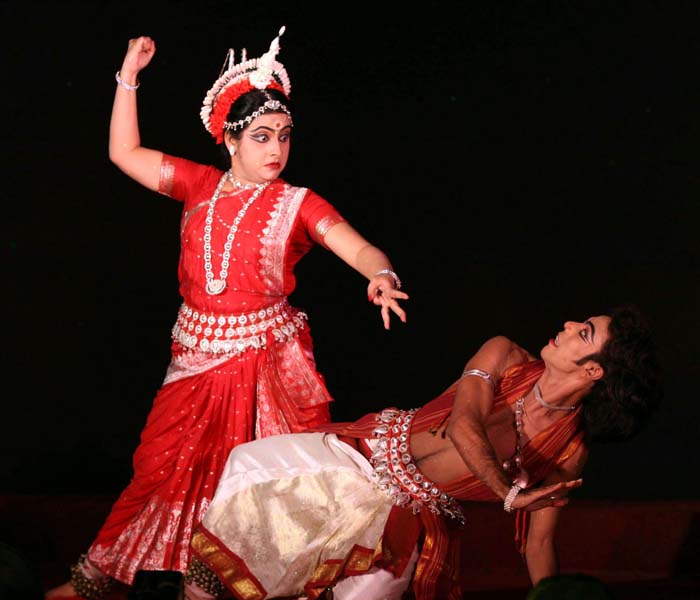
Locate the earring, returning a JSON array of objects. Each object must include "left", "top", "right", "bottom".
[{"left": 228, "top": 146, "right": 236, "bottom": 157}]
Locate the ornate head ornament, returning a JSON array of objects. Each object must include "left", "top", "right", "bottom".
[{"left": 200, "top": 26, "right": 293, "bottom": 143}]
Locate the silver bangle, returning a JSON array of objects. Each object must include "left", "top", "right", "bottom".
[
  {"left": 462, "top": 368, "right": 496, "bottom": 389},
  {"left": 115, "top": 70, "right": 140, "bottom": 91},
  {"left": 503, "top": 483, "right": 524, "bottom": 513},
  {"left": 375, "top": 269, "right": 402, "bottom": 289}
]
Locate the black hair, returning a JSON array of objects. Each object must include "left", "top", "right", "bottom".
[{"left": 578, "top": 304, "right": 663, "bottom": 442}]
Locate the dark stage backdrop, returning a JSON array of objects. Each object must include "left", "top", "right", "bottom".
[{"left": 2, "top": 1, "right": 698, "bottom": 500}]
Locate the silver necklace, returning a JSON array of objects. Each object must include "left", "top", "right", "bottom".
[
  {"left": 203, "top": 170, "right": 269, "bottom": 295},
  {"left": 502, "top": 383, "right": 575, "bottom": 482},
  {"left": 502, "top": 395, "right": 529, "bottom": 486},
  {"left": 216, "top": 183, "right": 249, "bottom": 228},
  {"left": 231, "top": 177, "right": 256, "bottom": 190},
  {"left": 534, "top": 383, "right": 577, "bottom": 412}
]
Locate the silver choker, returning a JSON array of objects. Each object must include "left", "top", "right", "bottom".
[
  {"left": 533, "top": 383, "right": 577, "bottom": 412},
  {"left": 230, "top": 175, "right": 257, "bottom": 190}
]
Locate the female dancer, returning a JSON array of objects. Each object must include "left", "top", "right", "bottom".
[{"left": 46, "top": 26, "right": 407, "bottom": 600}]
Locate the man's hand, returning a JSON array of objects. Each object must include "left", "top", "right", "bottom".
[{"left": 512, "top": 478, "right": 583, "bottom": 512}]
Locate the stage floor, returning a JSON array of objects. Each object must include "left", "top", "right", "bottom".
[{"left": 1, "top": 495, "right": 697, "bottom": 598}]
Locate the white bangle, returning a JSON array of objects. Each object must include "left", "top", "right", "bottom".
[
  {"left": 503, "top": 483, "right": 524, "bottom": 513},
  {"left": 115, "top": 70, "right": 140, "bottom": 91},
  {"left": 375, "top": 269, "right": 402, "bottom": 289}
]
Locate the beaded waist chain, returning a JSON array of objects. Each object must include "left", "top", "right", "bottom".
[
  {"left": 171, "top": 299, "right": 307, "bottom": 355},
  {"left": 370, "top": 408, "right": 465, "bottom": 524}
]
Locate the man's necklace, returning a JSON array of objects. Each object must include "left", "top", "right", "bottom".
[
  {"left": 203, "top": 170, "right": 269, "bottom": 295},
  {"left": 503, "top": 382, "right": 577, "bottom": 488},
  {"left": 534, "top": 383, "right": 578, "bottom": 412},
  {"left": 503, "top": 395, "right": 528, "bottom": 485}
]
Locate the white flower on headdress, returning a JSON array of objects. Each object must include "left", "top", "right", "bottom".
[
  {"left": 248, "top": 67, "right": 272, "bottom": 89},
  {"left": 249, "top": 26, "right": 284, "bottom": 89}
]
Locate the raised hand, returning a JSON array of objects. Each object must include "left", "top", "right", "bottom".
[{"left": 120, "top": 36, "right": 156, "bottom": 80}]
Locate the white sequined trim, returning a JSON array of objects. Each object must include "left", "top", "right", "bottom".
[
  {"left": 371, "top": 408, "right": 465, "bottom": 524},
  {"left": 259, "top": 184, "right": 307, "bottom": 294}
]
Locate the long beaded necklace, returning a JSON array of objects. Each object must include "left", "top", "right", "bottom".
[
  {"left": 502, "top": 394, "right": 529, "bottom": 487},
  {"left": 203, "top": 170, "right": 269, "bottom": 295},
  {"left": 502, "top": 382, "right": 577, "bottom": 487}
]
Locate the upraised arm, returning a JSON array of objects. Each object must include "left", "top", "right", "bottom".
[
  {"left": 324, "top": 222, "right": 408, "bottom": 330},
  {"left": 108, "top": 36, "right": 164, "bottom": 191}
]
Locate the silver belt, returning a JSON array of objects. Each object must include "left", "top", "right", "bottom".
[
  {"left": 171, "top": 300, "right": 307, "bottom": 354},
  {"left": 370, "top": 408, "right": 465, "bottom": 524}
]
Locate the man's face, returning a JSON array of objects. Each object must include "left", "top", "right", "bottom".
[{"left": 541, "top": 315, "right": 611, "bottom": 373}]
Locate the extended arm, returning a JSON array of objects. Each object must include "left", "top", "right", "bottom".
[
  {"left": 108, "top": 36, "right": 164, "bottom": 191},
  {"left": 324, "top": 222, "right": 408, "bottom": 330}
]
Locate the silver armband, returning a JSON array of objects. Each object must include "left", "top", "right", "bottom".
[{"left": 462, "top": 368, "right": 496, "bottom": 389}]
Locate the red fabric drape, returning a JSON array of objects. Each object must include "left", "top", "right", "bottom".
[{"left": 318, "top": 360, "right": 585, "bottom": 599}]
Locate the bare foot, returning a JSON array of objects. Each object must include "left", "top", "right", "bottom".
[{"left": 45, "top": 581, "right": 81, "bottom": 599}]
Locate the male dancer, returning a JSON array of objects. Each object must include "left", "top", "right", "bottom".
[{"left": 185, "top": 305, "right": 661, "bottom": 600}]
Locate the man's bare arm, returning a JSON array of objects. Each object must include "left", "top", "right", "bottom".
[
  {"left": 445, "top": 336, "right": 525, "bottom": 500},
  {"left": 524, "top": 443, "right": 589, "bottom": 584}
]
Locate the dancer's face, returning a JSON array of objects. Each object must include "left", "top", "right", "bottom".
[
  {"left": 229, "top": 112, "right": 292, "bottom": 184},
  {"left": 541, "top": 315, "right": 610, "bottom": 376}
]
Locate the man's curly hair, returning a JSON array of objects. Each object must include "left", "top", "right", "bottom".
[{"left": 577, "top": 305, "right": 663, "bottom": 442}]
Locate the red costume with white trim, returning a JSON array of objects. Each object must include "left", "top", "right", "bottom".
[{"left": 87, "top": 155, "right": 346, "bottom": 583}]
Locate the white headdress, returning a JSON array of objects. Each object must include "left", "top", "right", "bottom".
[{"left": 200, "top": 26, "right": 292, "bottom": 142}]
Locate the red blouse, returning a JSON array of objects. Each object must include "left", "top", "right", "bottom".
[{"left": 158, "top": 154, "right": 346, "bottom": 314}]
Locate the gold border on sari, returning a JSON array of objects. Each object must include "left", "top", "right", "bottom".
[{"left": 191, "top": 528, "right": 266, "bottom": 600}]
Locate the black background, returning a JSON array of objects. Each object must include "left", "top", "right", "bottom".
[{"left": 2, "top": 1, "right": 698, "bottom": 500}]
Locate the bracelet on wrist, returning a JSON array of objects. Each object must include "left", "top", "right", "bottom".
[
  {"left": 115, "top": 70, "right": 140, "bottom": 91},
  {"left": 375, "top": 268, "right": 402, "bottom": 289},
  {"left": 503, "top": 482, "right": 524, "bottom": 513}
]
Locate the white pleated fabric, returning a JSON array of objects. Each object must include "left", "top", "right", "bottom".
[{"left": 201, "top": 432, "right": 413, "bottom": 599}]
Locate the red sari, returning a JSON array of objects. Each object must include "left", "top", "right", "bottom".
[{"left": 87, "top": 155, "right": 346, "bottom": 583}]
